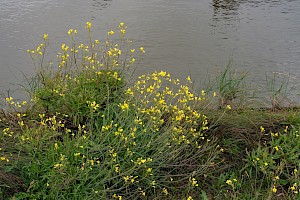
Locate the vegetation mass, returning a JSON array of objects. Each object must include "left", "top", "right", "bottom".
[{"left": 0, "top": 22, "right": 300, "bottom": 200}]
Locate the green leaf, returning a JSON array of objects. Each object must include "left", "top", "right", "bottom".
[{"left": 201, "top": 190, "right": 209, "bottom": 200}]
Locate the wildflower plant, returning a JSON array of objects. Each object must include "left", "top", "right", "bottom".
[
  {"left": 245, "top": 125, "right": 300, "bottom": 198},
  {"left": 1, "top": 22, "right": 219, "bottom": 199},
  {"left": 26, "top": 21, "right": 144, "bottom": 126}
]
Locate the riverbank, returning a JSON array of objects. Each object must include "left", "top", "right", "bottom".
[
  {"left": 1, "top": 103, "right": 300, "bottom": 199},
  {"left": 1, "top": 22, "right": 300, "bottom": 199}
]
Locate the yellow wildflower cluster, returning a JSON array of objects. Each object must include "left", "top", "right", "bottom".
[
  {"left": 187, "top": 196, "right": 193, "bottom": 200},
  {"left": 226, "top": 178, "right": 238, "bottom": 189},
  {"left": 27, "top": 34, "right": 47, "bottom": 55},
  {"left": 119, "top": 22, "right": 127, "bottom": 35},
  {"left": 85, "top": 22, "right": 92, "bottom": 30},
  {"left": 290, "top": 183, "right": 300, "bottom": 194},
  {"left": 87, "top": 100, "right": 100, "bottom": 111},
  {"left": 135, "top": 157, "right": 152, "bottom": 165},
  {"left": 5, "top": 97, "right": 14, "bottom": 105},
  {"left": 39, "top": 115, "right": 65, "bottom": 131},
  {"left": 67, "top": 29, "right": 77, "bottom": 36},
  {"left": 128, "top": 71, "right": 208, "bottom": 146},
  {"left": 119, "top": 101, "right": 129, "bottom": 111},
  {"left": 272, "top": 185, "right": 277, "bottom": 193},
  {"left": 108, "top": 30, "right": 115, "bottom": 35},
  {"left": 26, "top": 21, "right": 139, "bottom": 92},
  {"left": 189, "top": 177, "right": 199, "bottom": 187},
  {"left": 101, "top": 121, "right": 113, "bottom": 132},
  {"left": 2, "top": 127, "right": 14, "bottom": 137},
  {"left": 2, "top": 22, "right": 219, "bottom": 199},
  {"left": 0, "top": 156, "right": 9, "bottom": 162}
]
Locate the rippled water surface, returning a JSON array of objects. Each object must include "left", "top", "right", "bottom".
[{"left": 1, "top": 0, "right": 300, "bottom": 98}]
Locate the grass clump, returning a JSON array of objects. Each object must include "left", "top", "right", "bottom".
[
  {"left": 202, "top": 107, "right": 300, "bottom": 199},
  {"left": 206, "top": 59, "right": 248, "bottom": 109}
]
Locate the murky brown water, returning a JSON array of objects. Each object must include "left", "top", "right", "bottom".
[{"left": 1, "top": 0, "right": 300, "bottom": 100}]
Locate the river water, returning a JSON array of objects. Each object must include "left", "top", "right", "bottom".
[{"left": 1, "top": 0, "right": 300, "bottom": 101}]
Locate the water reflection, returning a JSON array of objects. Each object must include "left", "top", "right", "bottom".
[
  {"left": 212, "top": 0, "right": 241, "bottom": 13},
  {"left": 92, "top": 0, "right": 112, "bottom": 11},
  {"left": 210, "top": 0, "right": 241, "bottom": 37},
  {"left": 91, "top": 0, "right": 112, "bottom": 20}
]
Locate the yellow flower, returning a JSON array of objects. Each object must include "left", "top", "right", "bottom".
[
  {"left": 74, "top": 153, "right": 81, "bottom": 157},
  {"left": 226, "top": 179, "right": 233, "bottom": 186},
  {"left": 53, "top": 163, "right": 62, "bottom": 169},
  {"left": 119, "top": 102, "right": 129, "bottom": 110},
  {"left": 18, "top": 121, "right": 24, "bottom": 126},
  {"left": 140, "top": 47, "right": 145, "bottom": 53},
  {"left": 87, "top": 101, "right": 100, "bottom": 111},
  {"left": 115, "top": 166, "right": 119, "bottom": 172},
  {"left": 5, "top": 97, "right": 14, "bottom": 104},
  {"left": 125, "top": 88, "right": 134, "bottom": 95},
  {"left": 86, "top": 22, "right": 92, "bottom": 29},
  {"left": 68, "top": 29, "right": 73, "bottom": 35},
  {"left": 162, "top": 188, "right": 168, "bottom": 195},
  {"left": 187, "top": 196, "right": 193, "bottom": 200},
  {"left": 120, "top": 29, "right": 126, "bottom": 34},
  {"left": 186, "top": 76, "right": 192, "bottom": 83},
  {"left": 61, "top": 43, "right": 69, "bottom": 51},
  {"left": 151, "top": 180, "right": 156, "bottom": 187},
  {"left": 189, "top": 177, "right": 199, "bottom": 187},
  {"left": 272, "top": 185, "right": 277, "bottom": 193},
  {"left": 284, "top": 126, "right": 288, "bottom": 133},
  {"left": 291, "top": 183, "right": 297, "bottom": 191},
  {"left": 119, "top": 22, "right": 124, "bottom": 27},
  {"left": 108, "top": 30, "right": 115, "bottom": 35},
  {"left": 43, "top": 33, "right": 48, "bottom": 40},
  {"left": 130, "top": 57, "right": 135, "bottom": 64},
  {"left": 78, "top": 43, "right": 84, "bottom": 48}
]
